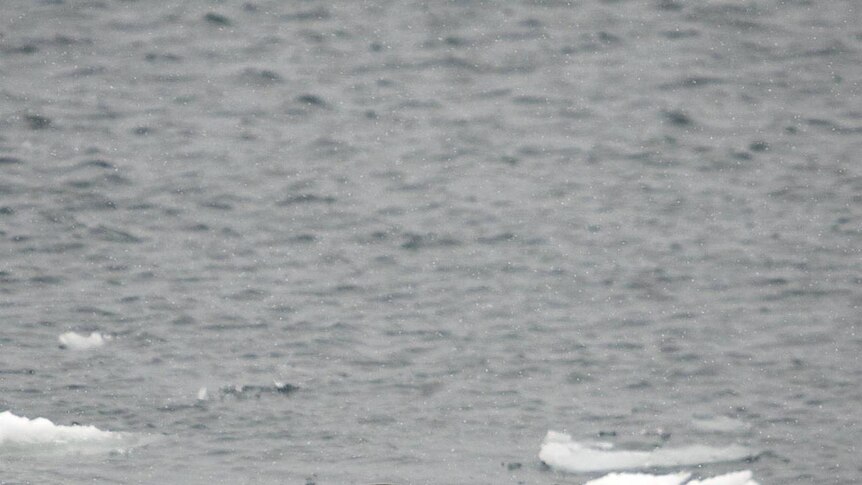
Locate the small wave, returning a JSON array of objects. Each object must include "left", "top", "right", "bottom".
[
  {"left": 0, "top": 411, "right": 126, "bottom": 454},
  {"left": 691, "top": 416, "right": 751, "bottom": 433},
  {"left": 58, "top": 332, "right": 108, "bottom": 350},
  {"left": 584, "top": 470, "right": 758, "bottom": 485},
  {"left": 539, "top": 431, "right": 756, "bottom": 473},
  {"left": 219, "top": 381, "right": 299, "bottom": 399}
]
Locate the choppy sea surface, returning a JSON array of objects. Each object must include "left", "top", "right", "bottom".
[{"left": 1, "top": 0, "right": 860, "bottom": 483}]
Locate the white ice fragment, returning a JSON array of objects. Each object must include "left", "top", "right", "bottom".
[
  {"left": 539, "top": 431, "right": 755, "bottom": 473},
  {"left": 585, "top": 472, "right": 692, "bottom": 485},
  {"left": 584, "top": 471, "right": 758, "bottom": 485},
  {"left": 0, "top": 411, "right": 117, "bottom": 446},
  {"left": 197, "top": 387, "right": 208, "bottom": 401},
  {"left": 58, "top": 332, "right": 108, "bottom": 350},
  {"left": 688, "top": 470, "right": 758, "bottom": 485}
]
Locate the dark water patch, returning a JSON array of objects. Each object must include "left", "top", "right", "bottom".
[
  {"left": 333, "top": 284, "right": 361, "bottom": 293},
  {"left": 798, "top": 40, "right": 850, "bottom": 58},
  {"left": 24, "top": 114, "right": 52, "bottom": 130},
  {"left": 626, "top": 380, "right": 653, "bottom": 390},
  {"left": 90, "top": 225, "right": 143, "bottom": 243},
  {"left": 0, "top": 156, "right": 24, "bottom": 165},
  {"left": 0, "top": 368, "right": 35, "bottom": 375},
  {"left": 281, "top": 7, "right": 330, "bottom": 22},
  {"left": 238, "top": 67, "right": 283, "bottom": 86},
  {"left": 171, "top": 314, "right": 196, "bottom": 326},
  {"left": 606, "top": 340, "right": 644, "bottom": 350},
  {"left": 202, "top": 199, "right": 234, "bottom": 210},
  {"left": 157, "top": 403, "right": 199, "bottom": 413},
  {"left": 144, "top": 52, "right": 182, "bottom": 62},
  {"left": 2, "top": 43, "right": 39, "bottom": 54},
  {"left": 75, "top": 159, "right": 115, "bottom": 170},
  {"left": 596, "top": 31, "right": 622, "bottom": 45},
  {"left": 289, "top": 234, "right": 316, "bottom": 243},
  {"left": 425, "top": 36, "right": 470, "bottom": 49},
  {"left": 226, "top": 288, "right": 268, "bottom": 301},
  {"left": 310, "top": 137, "right": 355, "bottom": 159},
  {"left": 75, "top": 305, "right": 118, "bottom": 317},
  {"left": 278, "top": 194, "right": 336, "bottom": 206},
  {"left": 401, "top": 232, "right": 461, "bottom": 250},
  {"left": 477, "top": 232, "right": 517, "bottom": 244},
  {"left": 43, "top": 34, "right": 93, "bottom": 47},
  {"left": 805, "top": 118, "right": 862, "bottom": 135},
  {"left": 357, "top": 414, "right": 397, "bottom": 425},
  {"left": 296, "top": 94, "right": 327, "bottom": 107},
  {"left": 662, "top": 109, "right": 694, "bottom": 126},
  {"left": 66, "top": 175, "right": 129, "bottom": 189},
  {"left": 731, "top": 150, "right": 752, "bottom": 161},
  {"left": 20, "top": 242, "right": 86, "bottom": 254},
  {"left": 0, "top": 207, "right": 13, "bottom": 215},
  {"left": 566, "top": 370, "right": 594, "bottom": 383},
  {"left": 220, "top": 382, "right": 299, "bottom": 399},
  {"left": 132, "top": 126, "right": 153, "bottom": 136},
  {"left": 185, "top": 223, "right": 210, "bottom": 232},
  {"left": 202, "top": 321, "right": 268, "bottom": 331},
  {"left": 417, "top": 56, "right": 482, "bottom": 72},
  {"left": 657, "top": 0, "right": 684, "bottom": 11},
  {"left": 749, "top": 141, "right": 769, "bottom": 152},
  {"left": 512, "top": 95, "right": 551, "bottom": 105},
  {"left": 662, "top": 29, "right": 699, "bottom": 39},
  {"left": 65, "top": 194, "right": 119, "bottom": 211},
  {"left": 40, "top": 209, "right": 79, "bottom": 225},
  {"left": 660, "top": 76, "right": 725, "bottom": 90},
  {"left": 29, "top": 275, "right": 63, "bottom": 285},
  {"left": 204, "top": 12, "right": 232, "bottom": 26},
  {"left": 65, "top": 65, "right": 107, "bottom": 77}
]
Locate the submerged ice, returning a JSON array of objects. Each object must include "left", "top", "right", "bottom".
[{"left": 539, "top": 431, "right": 756, "bottom": 473}]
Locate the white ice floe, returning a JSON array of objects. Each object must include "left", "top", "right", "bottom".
[
  {"left": 0, "top": 411, "right": 120, "bottom": 448},
  {"left": 58, "top": 332, "right": 108, "bottom": 350},
  {"left": 539, "top": 431, "right": 755, "bottom": 473},
  {"left": 197, "top": 387, "right": 208, "bottom": 401},
  {"left": 585, "top": 472, "right": 692, "bottom": 485},
  {"left": 584, "top": 471, "right": 758, "bottom": 485}
]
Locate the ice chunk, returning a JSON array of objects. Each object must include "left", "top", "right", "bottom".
[
  {"left": 0, "top": 411, "right": 119, "bottom": 447},
  {"left": 197, "top": 387, "right": 208, "bottom": 401},
  {"left": 585, "top": 472, "right": 692, "bottom": 485},
  {"left": 585, "top": 471, "right": 757, "bottom": 485},
  {"left": 539, "top": 431, "right": 755, "bottom": 473},
  {"left": 58, "top": 332, "right": 107, "bottom": 350}
]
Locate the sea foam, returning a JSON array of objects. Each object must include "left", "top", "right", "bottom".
[
  {"left": 539, "top": 431, "right": 756, "bottom": 473},
  {"left": 58, "top": 332, "right": 107, "bottom": 350},
  {"left": 0, "top": 411, "right": 120, "bottom": 449}
]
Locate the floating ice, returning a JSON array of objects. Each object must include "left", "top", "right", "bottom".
[
  {"left": 585, "top": 472, "right": 692, "bottom": 485},
  {"left": 539, "top": 431, "right": 755, "bottom": 473},
  {"left": 689, "top": 471, "right": 758, "bottom": 485},
  {"left": 0, "top": 411, "right": 121, "bottom": 449},
  {"left": 584, "top": 471, "right": 758, "bottom": 485},
  {"left": 197, "top": 387, "right": 208, "bottom": 401},
  {"left": 58, "top": 332, "right": 107, "bottom": 350}
]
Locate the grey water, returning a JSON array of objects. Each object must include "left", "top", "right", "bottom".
[{"left": 0, "top": 0, "right": 860, "bottom": 483}]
